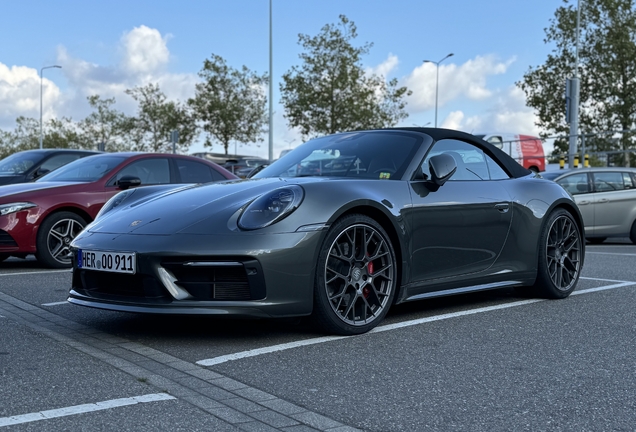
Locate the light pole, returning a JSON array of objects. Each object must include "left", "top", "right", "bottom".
[
  {"left": 423, "top": 53, "right": 453, "bottom": 128},
  {"left": 268, "top": 0, "right": 274, "bottom": 162},
  {"left": 40, "top": 65, "right": 62, "bottom": 149}
]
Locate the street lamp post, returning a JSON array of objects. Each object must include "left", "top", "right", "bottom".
[
  {"left": 40, "top": 65, "right": 62, "bottom": 149},
  {"left": 423, "top": 53, "right": 453, "bottom": 128}
]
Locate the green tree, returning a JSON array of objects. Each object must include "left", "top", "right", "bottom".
[
  {"left": 518, "top": 0, "right": 636, "bottom": 163},
  {"left": 125, "top": 83, "right": 198, "bottom": 153},
  {"left": 46, "top": 117, "right": 83, "bottom": 149},
  {"left": 189, "top": 54, "right": 268, "bottom": 154},
  {"left": 280, "top": 15, "right": 412, "bottom": 139},
  {"left": 78, "top": 95, "right": 131, "bottom": 152}
]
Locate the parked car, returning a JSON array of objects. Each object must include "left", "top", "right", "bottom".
[
  {"left": 474, "top": 133, "right": 545, "bottom": 172},
  {"left": 542, "top": 167, "right": 636, "bottom": 243},
  {"left": 223, "top": 157, "right": 270, "bottom": 178},
  {"left": 69, "top": 128, "right": 584, "bottom": 335},
  {"left": 0, "top": 149, "right": 100, "bottom": 185},
  {"left": 0, "top": 152, "right": 237, "bottom": 267}
]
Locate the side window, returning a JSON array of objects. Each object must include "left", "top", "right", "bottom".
[
  {"left": 421, "top": 139, "right": 509, "bottom": 181},
  {"left": 593, "top": 172, "right": 624, "bottom": 192},
  {"left": 39, "top": 154, "right": 81, "bottom": 172},
  {"left": 557, "top": 173, "right": 590, "bottom": 195},
  {"left": 176, "top": 159, "right": 226, "bottom": 183},
  {"left": 110, "top": 158, "right": 171, "bottom": 186},
  {"left": 622, "top": 172, "right": 634, "bottom": 189}
]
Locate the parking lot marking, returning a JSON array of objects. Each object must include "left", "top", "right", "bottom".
[
  {"left": 585, "top": 251, "right": 636, "bottom": 257},
  {"left": 0, "top": 393, "right": 175, "bottom": 428},
  {"left": 197, "top": 278, "right": 636, "bottom": 367},
  {"left": 41, "top": 301, "right": 68, "bottom": 307},
  {"left": 0, "top": 270, "right": 69, "bottom": 277}
]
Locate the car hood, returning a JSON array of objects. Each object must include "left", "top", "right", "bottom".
[
  {"left": 87, "top": 178, "right": 309, "bottom": 235},
  {"left": 0, "top": 181, "right": 83, "bottom": 200}
]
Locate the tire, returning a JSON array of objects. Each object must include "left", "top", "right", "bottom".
[
  {"left": 587, "top": 237, "right": 606, "bottom": 244},
  {"left": 35, "top": 212, "right": 87, "bottom": 268},
  {"left": 531, "top": 208, "right": 583, "bottom": 299},
  {"left": 311, "top": 214, "right": 397, "bottom": 335},
  {"left": 630, "top": 221, "right": 636, "bottom": 244}
]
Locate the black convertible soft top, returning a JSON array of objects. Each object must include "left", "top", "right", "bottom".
[{"left": 387, "top": 127, "right": 533, "bottom": 179}]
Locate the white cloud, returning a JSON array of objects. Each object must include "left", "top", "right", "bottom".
[
  {"left": 461, "top": 86, "right": 539, "bottom": 135},
  {"left": 404, "top": 55, "right": 515, "bottom": 112},
  {"left": 440, "top": 111, "right": 465, "bottom": 130},
  {"left": 120, "top": 25, "right": 171, "bottom": 76},
  {"left": 0, "top": 64, "right": 61, "bottom": 128},
  {"left": 367, "top": 53, "right": 399, "bottom": 78}
]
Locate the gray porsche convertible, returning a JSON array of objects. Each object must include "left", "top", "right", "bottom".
[{"left": 69, "top": 128, "right": 584, "bottom": 335}]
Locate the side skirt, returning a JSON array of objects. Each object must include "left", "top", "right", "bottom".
[{"left": 401, "top": 280, "right": 524, "bottom": 303}]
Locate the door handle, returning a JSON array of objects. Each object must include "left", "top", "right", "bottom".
[
  {"left": 596, "top": 198, "right": 609, "bottom": 203},
  {"left": 495, "top": 203, "right": 509, "bottom": 213},
  {"left": 578, "top": 200, "right": 590, "bottom": 205}
]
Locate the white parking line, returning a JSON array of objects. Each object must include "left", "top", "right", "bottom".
[
  {"left": 196, "top": 277, "right": 636, "bottom": 367},
  {"left": 42, "top": 301, "right": 68, "bottom": 307},
  {"left": 0, "top": 393, "right": 176, "bottom": 428},
  {"left": 0, "top": 270, "right": 70, "bottom": 277},
  {"left": 586, "top": 251, "right": 636, "bottom": 257}
]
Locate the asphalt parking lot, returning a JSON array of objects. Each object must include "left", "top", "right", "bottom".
[{"left": 1, "top": 240, "right": 636, "bottom": 431}]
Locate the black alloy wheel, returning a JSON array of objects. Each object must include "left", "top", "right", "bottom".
[
  {"left": 36, "top": 211, "right": 87, "bottom": 268},
  {"left": 312, "top": 214, "right": 397, "bottom": 335},
  {"left": 532, "top": 208, "right": 582, "bottom": 298}
]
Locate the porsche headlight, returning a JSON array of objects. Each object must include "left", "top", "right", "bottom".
[
  {"left": 238, "top": 185, "right": 304, "bottom": 230},
  {"left": 96, "top": 189, "right": 136, "bottom": 220},
  {"left": 0, "top": 202, "right": 37, "bottom": 216}
]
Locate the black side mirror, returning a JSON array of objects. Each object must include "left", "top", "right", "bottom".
[
  {"left": 116, "top": 175, "right": 142, "bottom": 190},
  {"left": 428, "top": 154, "right": 457, "bottom": 187},
  {"left": 32, "top": 168, "right": 50, "bottom": 180}
]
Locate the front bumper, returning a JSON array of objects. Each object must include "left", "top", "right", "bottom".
[{"left": 68, "top": 230, "right": 325, "bottom": 318}]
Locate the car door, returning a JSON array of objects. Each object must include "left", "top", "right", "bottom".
[
  {"left": 408, "top": 138, "right": 513, "bottom": 283},
  {"left": 591, "top": 171, "right": 636, "bottom": 236},
  {"left": 555, "top": 172, "right": 594, "bottom": 236}
]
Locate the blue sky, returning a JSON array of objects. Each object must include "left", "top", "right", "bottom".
[{"left": 1, "top": 0, "right": 563, "bottom": 157}]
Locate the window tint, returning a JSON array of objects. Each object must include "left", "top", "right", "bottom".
[
  {"left": 111, "top": 158, "right": 171, "bottom": 185},
  {"left": 176, "top": 159, "right": 225, "bottom": 183},
  {"left": 422, "top": 139, "right": 510, "bottom": 181},
  {"left": 557, "top": 173, "right": 590, "bottom": 195},
  {"left": 593, "top": 172, "right": 624, "bottom": 192},
  {"left": 37, "top": 155, "right": 126, "bottom": 182},
  {"left": 254, "top": 131, "right": 421, "bottom": 180},
  {"left": 40, "top": 153, "right": 81, "bottom": 172},
  {"left": 622, "top": 172, "right": 634, "bottom": 189}
]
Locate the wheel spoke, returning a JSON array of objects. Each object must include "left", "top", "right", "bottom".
[{"left": 324, "top": 222, "right": 395, "bottom": 327}]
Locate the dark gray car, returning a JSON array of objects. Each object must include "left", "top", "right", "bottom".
[
  {"left": 543, "top": 167, "right": 636, "bottom": 243},
  {"left": 69, "top": 128, "right": 585, "bottom": 335},
  {"left": 0, "top": 149, "right": 100, "bottom": 185}
]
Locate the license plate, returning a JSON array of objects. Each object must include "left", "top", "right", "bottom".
[{"left": 78, "top": 249, "right": 136, "bottom": 274}]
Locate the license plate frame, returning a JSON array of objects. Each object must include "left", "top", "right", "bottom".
[{"left": 77, "top": 249, "right": 137, "bottom": 274}]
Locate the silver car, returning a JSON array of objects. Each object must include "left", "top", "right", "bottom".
[{"left": 542, "top": 167, "right": 636, "bottom": 243}]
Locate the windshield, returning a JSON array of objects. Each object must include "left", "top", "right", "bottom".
[
  {"left": 0, "top": 151, "right": 45, "bottom": 175},
  {"left": 37, "top": 155, "right": 126, "bottom": 183},
  {"left": 254, "top": 131, "right": 422, "bottom": 180}
]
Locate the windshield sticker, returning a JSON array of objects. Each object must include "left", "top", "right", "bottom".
[{"left": 379, "top": 172, "right": 391, "bottom": 179}]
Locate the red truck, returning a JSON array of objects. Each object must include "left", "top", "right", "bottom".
[{"left": 474, "top": 133, "right": 545, "bottom": 172}]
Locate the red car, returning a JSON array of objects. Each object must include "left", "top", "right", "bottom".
[{"left": 0, "top": 152, "right": 237, "bottom": 268}]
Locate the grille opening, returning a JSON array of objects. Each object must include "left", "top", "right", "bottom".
[
  {"left": 75, "top": 270, "right": 172, "bottom": 304},
  {"left": 162, "top": 262, "right": 252, "bottom": 301},
  {"left": 0, "top": 230, "right": 17, "bottom": 247}
]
